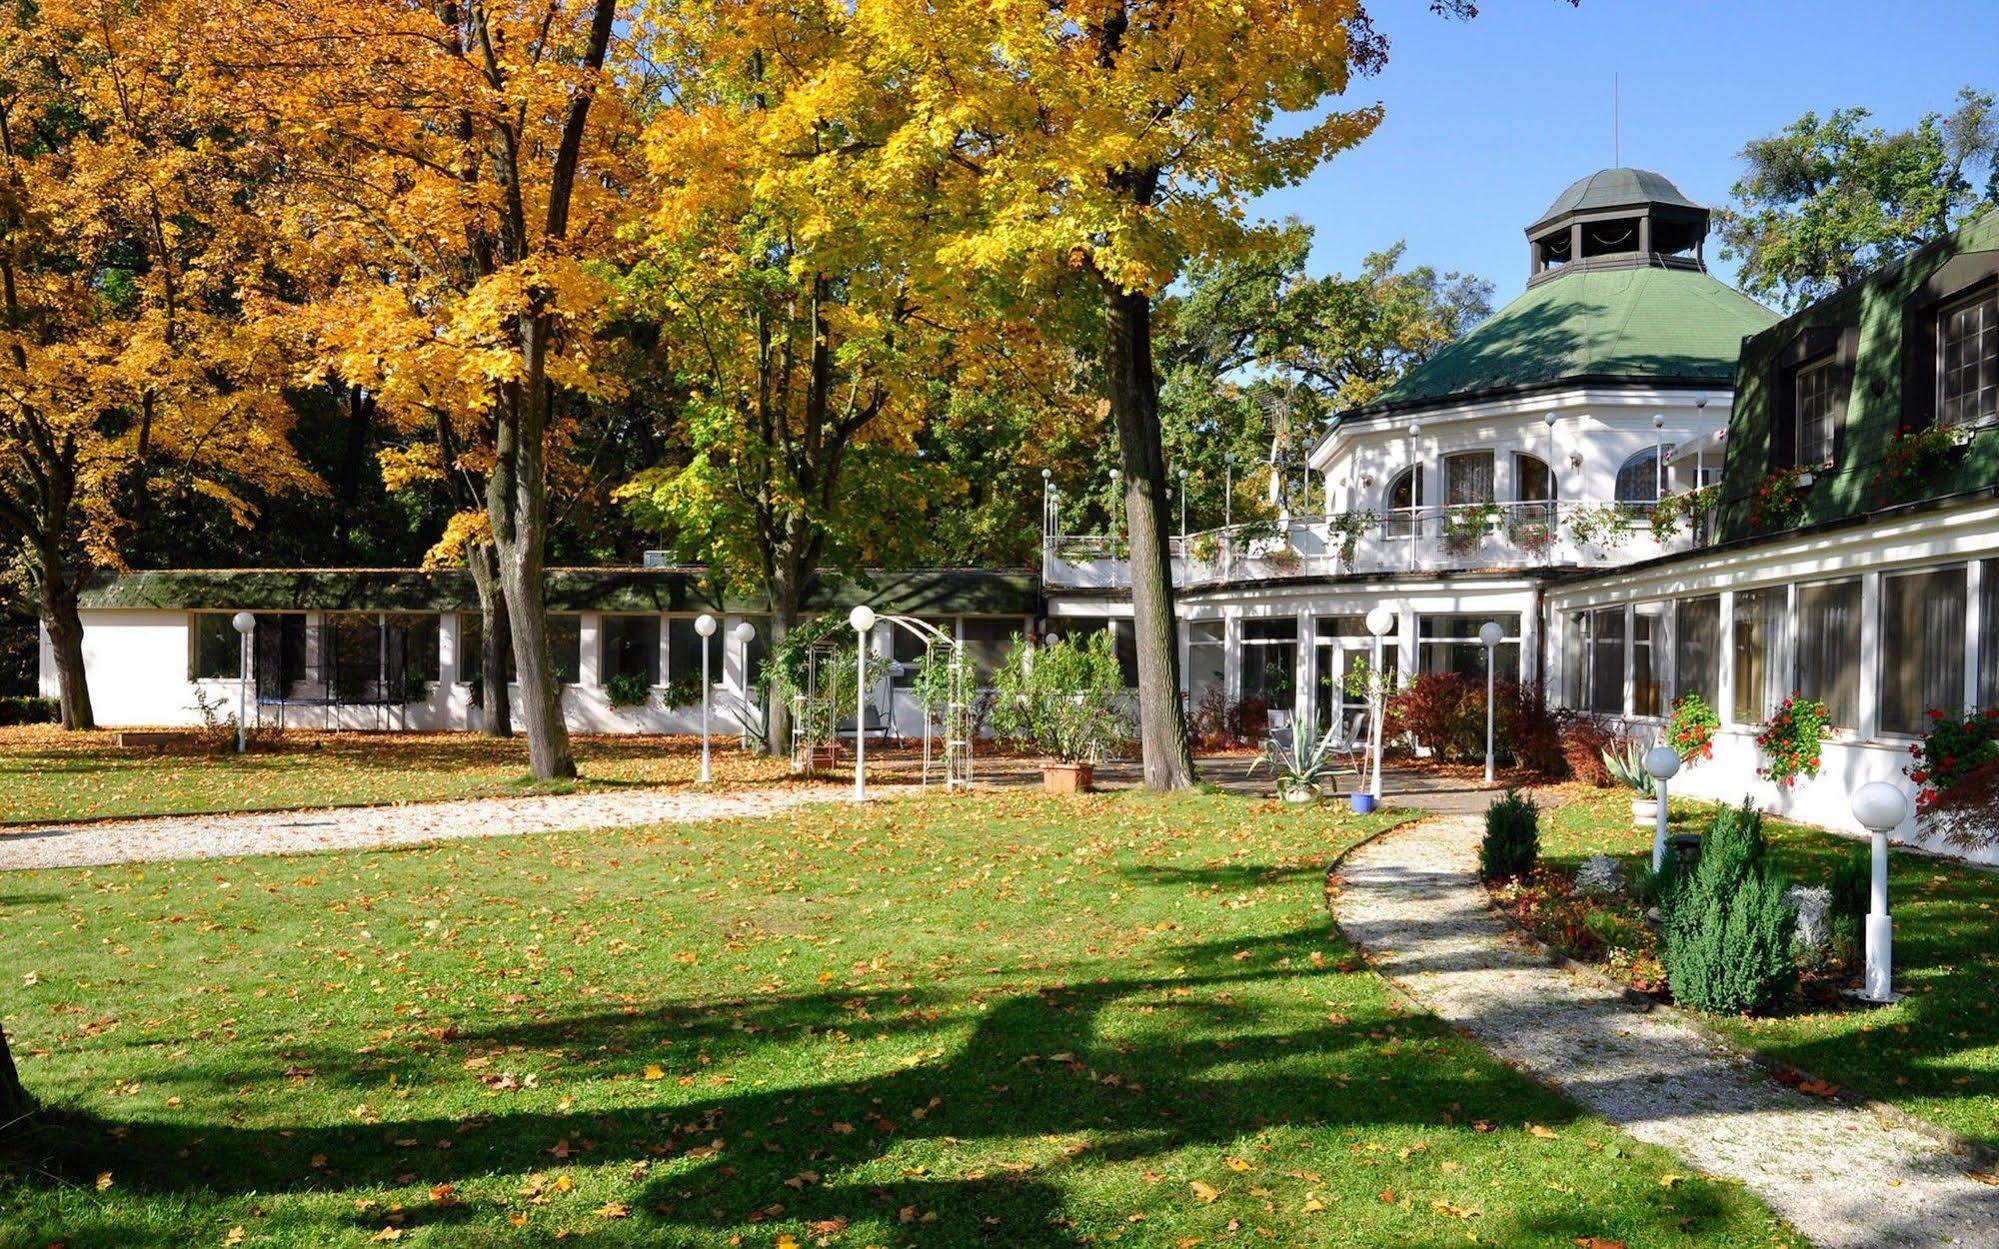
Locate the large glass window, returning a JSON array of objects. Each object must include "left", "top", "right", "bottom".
[
  {"left": 459, "top": 612, "right": 486, "bottom": 685},
  {"left": 1239, "top": 618, "right": 1298, "bottom": 715},
  {"left": 326, "top": 613, "right": 385, "bottom": 701},
  {"left": 600, "top": 615, "right": 662, "bottom": 686},
  {"left": 958, "top": 617, "right": 1014, "bottom": 685},
  {"left": 1982, "top": 562, "right": 1999, "bottom": 710},
  {"left": 667, "top": 616, "right": 722, "bottom": 686},
  {"left": 251, "top": 613, "right": 308, "bottom": 699},
  {"left": 1673, "top": 596, "right": 1719, "bottom": 706},
  {"left": 1444, "top": 452, "right": 1494, "bottom": 506},
  {"left": 548, "top": 614, "right": 582, "bottom": 685},
  {"left": 1589, "top": 609, "right": 1625, "bottom": 715},
  {"left": 1795, "top": 580, "right": 1861, "bottom": 728},
  {"left": 1939, "top": 288, "right": 1998, "bottom": 429},
  {"left": 1615, "top": 447, "right": 1672, "bottom": 505},
  {"left": 1417, "top": 613, "right": 1520, "bottom": 683},
  {"left": 1187, "top": 620, "right": 1225, "bottom": 711},
  {"left": 1881, "top": 567, "right": 1966, "bottom": 734},
  {"left": 890, "top": 618, "right": 949, "bottom": 687},
  {"left": 1794, "top": 357, "right": 1841, "bottom": 465},
  {"left": 190, "top": 612, "right": 243, "bottom": 680},
  {"left": 1632, "top": 605, "right": 1665, "bottom": 717},
  {"left": 1731, "top": 589, "right": 1787, "bottom": 723}
]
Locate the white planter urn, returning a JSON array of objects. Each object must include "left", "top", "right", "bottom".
[{"left": 1630, "top": 797, "right": 1657, "bottom": 828}]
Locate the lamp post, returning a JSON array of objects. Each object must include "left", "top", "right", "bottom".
[
  {"left": 849, "top": 605, "right": 876, "bottom": 802},
  {"left": 1365, "top": 605, "right": 1395, "bottom": 800},
  {"left": 1405, "top": 423, "right": 1421, "bottom": 572},
  {"left": 1042, "top": 467, "right": 1055, "bottom": 540},
  {"left": 1643, "top": 745, "right": 1682, "bottom": 872},
  {"left": 1478, "top": 621, "right": 1504, "bottom": 785},
  {"left": 1223, "top": 454, "right": 1232, "bottom": 529},
  {"left": 1851, "top": 781, "right": 1910, "bottom": 1003},
  {"left": 694, "top": 613, "right": 717, "bottom": 783},
  {"left": 732, "top": 620, "right": 756, "bottom": 747},
  {"left": 231, "top": 612, "right": 255, "bottom": 754},
  {"left": 1108, "top": 468, "right": 1121, "bottom": 552},
  {"left": 1177, "top": 469, "right": 1188, "bottom": 539},
  {"left": 1652, "top": 412, "right": 1666, "bottom": 499}
]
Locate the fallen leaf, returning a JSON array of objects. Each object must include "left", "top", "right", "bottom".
[
  {"left": 95, "top": 1172, "right": 114, "bottom": 1192},
  {"left": 1526, "top": 1124, "right": 1558, "bottom": 1140},
  {"left": 1658, "top": 1174, "right": 1684, "bottom": 1188},
  {"left": 223, "top": 1230, "right": 245, "bottom": 1247},
  {"left": 1189, "top": 1181, "right": 1219, "bottom": 1204},
  {"left": 643, "top": 1065, "right": 664, "bottom": 1081},
  {"left": 593, "top": 1202, "right": 629, "bottom": 1219},
  {"left": 371, "top": 1230, "right": 402, "bottom": 1243}
]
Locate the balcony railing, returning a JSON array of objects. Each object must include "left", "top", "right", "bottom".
[{"left": 1042, "top": 499, "right": 1711, "bottom": 590}]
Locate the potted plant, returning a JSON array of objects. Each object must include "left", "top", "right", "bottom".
[
  {"left": 604, "top": 670, "right": 652, "bottom": 710},
  {"left": 989, "top": 630, "right": 1128, "bottom": 793},
  {"left": 1440, "top": 503, "right": 1499, "bottom": 556},
  {"left": 1748, "top": 465, "right": 1814, "bottom": 530},
  {"left": 1602, "top": 739, "right": 1655, "bottom": 827},
  {"left": 1250, "top": 729, "right": 1339, "bottom": 803},
  {"left": 1506, "top": 510, "right": 1556, "bottom": 557},
  {"left": 1756, "top": 694, "right": 1831, "bottom": 787},
  {"left": 1565, "top": 502, "right": 1638, "bottom": 551},
  {"left": 1667, "top": 692, "right": 1719, "bottom": 764},
  {"left": 1260, "top": 543, "right": 1303, "bottom": 574}
]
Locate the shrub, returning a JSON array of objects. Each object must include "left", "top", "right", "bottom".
[
  {"left": 1667, "top": 692, "right": 1719, "bottom": 764},
  {"left": 1664, "top": 803, "right": 1796, "bottom": 1015},
  {"left": 1601, "top": 738, "right": 1651, "bottom": 795},
  {"left": 604, "top": 670, "right": 652, "bottom": 708},
  {"left": 1755, "top": 693, "right": 1831, "bottom": 787},
  {"left": 1501, "top": 684, "right": 1568, "bottom": 778},
  {"left": 1786, "top": 885, "right": 1834, "bottom": 973},
  {"left": 1385, "top": 674, "right": 1565, "bottom": 773},
  {"left": 1629, "top": 858, "right": 1680, "bottom": 913},
  {"left": 989, "top": 631, "right": 1129, "bottom": 763},
  {"left": 1480, "top": 789, "right": 1539, "bottom": 881},
  {"left": 1559, "top": 715, "right": 1616, "bottom": 786},
  {"left": 0, "top": 695, "right": 58, "bottom": 726},
  {"left": 1908, "top": 708, "right": 1999, "bottom": 850}
]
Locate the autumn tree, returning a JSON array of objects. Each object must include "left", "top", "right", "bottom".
[
  {"left": 620, "top": 0, "right": 1083, "bottom": 752},
  {"left": 1719, "top": 88, "right": 1999, "bottom": 310},
  {"left": 219, "top": 0, "right": 634, "bottom": 778},
  {"left": 0, "top": 0, "right": 319, "bottom": 729}
]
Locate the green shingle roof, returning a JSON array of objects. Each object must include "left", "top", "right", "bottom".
[
  {"left": 1527, "top": 167, "right": 1701, "bottom": 233},
  {"left": 1352, "top": 266, "right": 1777, "bottom": 415}
]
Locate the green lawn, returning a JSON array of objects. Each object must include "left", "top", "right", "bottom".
[
  {"left": 0, "top": 729, "right": 794, "bottom": 824},
  {"left": 1538, "top": 787, "right": 1999, "bottom": 1152},
  {"left": 0, "top": 790, "right": 1799, "bottom": 1247}
]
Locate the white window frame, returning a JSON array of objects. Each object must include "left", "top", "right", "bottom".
[
  {"left": 1938, "top": 286, "right": 1999, "bottom": 430},
  {"left": 1793, "top": 355, "right": 1839, "bottom": 466}
]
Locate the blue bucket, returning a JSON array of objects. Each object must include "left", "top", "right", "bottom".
[{"left": 1349, "top": 792, "right": 1378, "bottom": 815}]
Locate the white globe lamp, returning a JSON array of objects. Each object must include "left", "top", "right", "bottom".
[
  {"left": 848, "top": 606, "right": 876, "bottom": 801},
  {"left": 1851, "top": 781, "right": 1910, "bottom": 1004},
  {"left": 1477, "top": 621, "right": 1504, "bottom": 784},
  {"left": 1643, "top": 745, "right": 1682, "bottom": 871}
]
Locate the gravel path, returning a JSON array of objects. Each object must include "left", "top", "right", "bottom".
[
  {"left": 0, "top": 785, "right": 850, "bottom": 871},
  {"left": 1335, "top": 814, "right": 1999, "bottom": 1249}
]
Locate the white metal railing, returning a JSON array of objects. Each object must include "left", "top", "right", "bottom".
[{"left": 1041, "top": 498, "right": 1710, "bottom": 589}]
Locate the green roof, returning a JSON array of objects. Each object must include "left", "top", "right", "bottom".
[
  {"left": 1351, "top": 266, "right": 1777, "bottom": 416},
  {"left": 77, "top": 567, "right": 1040, "bottom": 617},
  {"left": 1527, "top": 167, "right": 1702, "bottom": 233}
]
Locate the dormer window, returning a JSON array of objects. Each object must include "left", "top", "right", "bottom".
[
  {"left": 1939, "top": 287, "right": 1998, "bottom": 429},
  {"left": 1793, "top": 356, "right": 1841, "bottom": 466}
]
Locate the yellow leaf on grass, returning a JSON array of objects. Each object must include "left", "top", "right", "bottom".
[
  {"left": 223, "top": 1230, "right": 245, "bottom": 1247},
  {"left": 371, "top": 1230, "right": 403, "bottom": 1243},
  {"left": 1658, "top": 1174, "right": 1684, "bottom": 1188},
  {"left": 95, "top": 1171, "right": 114, "bottom": 1191},
  {"left": 643, "top": 1065, "right": 664, "bottom": 1081},
  {"left": 1189, "top": 1181, "right": 1219, "bottom": 1204},
  {"left": 1526, "top": 1124, "right": 1558, "bottom": 1139},
  {"left": 1224, "top": 1156, "right": 1253, "bottom": 1172}
]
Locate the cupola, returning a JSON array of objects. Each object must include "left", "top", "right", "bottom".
[{"left": 1525, "top": 168, "right": 1709, "bottom": 286}]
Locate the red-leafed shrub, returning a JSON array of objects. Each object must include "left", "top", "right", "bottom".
[
  {"left": 1384, "top": 673, "right": 1569, "bottom": 775},
  {"left": 1560, "top": 715, "right": 1617, "bottom": 787}
]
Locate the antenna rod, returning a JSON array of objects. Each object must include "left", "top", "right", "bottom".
[{"left": 1614, "top": 72, "right": 1620, "bottom": 166}]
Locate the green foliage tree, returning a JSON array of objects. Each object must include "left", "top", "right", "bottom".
[
  {"left": 1664, "top": 803, "right": 1798, "bottom": 1015},
  {"left": 1718, "top": 88, "right": 1999, "bottom": 310},
  {"left": 1479, "top": 789, "right": 1540, "bottom": 881}
]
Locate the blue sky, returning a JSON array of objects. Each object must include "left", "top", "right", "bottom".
[{"left": 1252, "top": 0, "right": 1999, "bottom": 299}]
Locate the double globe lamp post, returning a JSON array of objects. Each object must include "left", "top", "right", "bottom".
[{"left": 692, "top": 615, "right": 759, "bottom": 785}]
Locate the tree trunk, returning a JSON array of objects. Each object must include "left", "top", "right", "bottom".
[
  {"left": 466, "top": 542, "right": 511, "bottom": 738},
  {"left": 31, "top": 545, "right": 93, "bottom": 731},
  {"left": 332, "top": 386, "right": 374, "bottom": 560},
  {"left": 761, "top": 573, "right": 801, "bottom": 759},
  {"left": 1103, "top": 282, "right": 1194, "bottom": 790},
  {"left": 0, "top": 1024, "right": 30, "bottom": 1125}
]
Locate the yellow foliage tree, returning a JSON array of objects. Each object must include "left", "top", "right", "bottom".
[
  {"left": 0, "top": 0, "right": 320, "bottom": 731},
  {"left": 213, "top": 0, "right": 634, "bottom": 778}
]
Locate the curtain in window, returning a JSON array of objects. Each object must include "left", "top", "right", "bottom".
[
  {"left": 1674, "top": 596, "right": 1719, "bottom": 707},
  {"left": 1632, "top": 608, "right": 1664, "bottom": 716},
  {"left": 1615, "top": 448, "right": 1669, "bottom": 504},
  {"left": 1796, "top": 581, "right": 1860, "bottom": 727},
  {"left": 1445, "top": 453, "right": 1494, "bottom": 506},
  {"left": 1882, "top": 569, "right": 1966, "bottom": 733},
  {"left": 1982, "top": 561, "right": 1999, "bottom": 709},
  {"left": 1731, "top": 589, "right": 1784, "bottom": 723}
]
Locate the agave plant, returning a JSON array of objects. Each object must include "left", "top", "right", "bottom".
[
  {"left": 1602, "top": 739, "right": 1653, "bottom": 795},
  {"left": 1250, "top": 729, "right": 1341, "bottom": 797}
]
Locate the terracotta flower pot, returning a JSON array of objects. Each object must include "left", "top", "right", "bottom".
[{"left": 1043, "top": 762, "right": 1094, "bottom": 794}]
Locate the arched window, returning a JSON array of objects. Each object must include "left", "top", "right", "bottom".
[
  {"left": 1385, "top": 466, "right": 1422, "bottom": 513},
  {"left": 1614, "top": 447, "right": 1673, "bottom": 505},
  {"left": 1514, "top": 453, "right": 1554, "bottom": 503}
]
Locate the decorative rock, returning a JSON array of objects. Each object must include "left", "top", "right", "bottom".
[{"left": 1787, "top": 884, "right": 1833, "bottom": 971}]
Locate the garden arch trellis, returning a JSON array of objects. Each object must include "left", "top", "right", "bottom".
[{"left": 788, "top": 614, "right": 973, "bottom": 791}]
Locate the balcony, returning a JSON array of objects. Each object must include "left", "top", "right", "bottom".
[{"left": 1041, "top": 499, "right": 1711, "bottom": 590}]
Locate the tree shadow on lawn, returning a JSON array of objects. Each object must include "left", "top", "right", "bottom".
[{"left": 1, "top": 920, "right": 1769, "bottom": 1247}]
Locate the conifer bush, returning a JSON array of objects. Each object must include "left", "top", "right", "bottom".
[
  {"left": 1664, "top": 803, "right": 1797, "bottom": 1014},
  {"left": 1480, "top": 789, "right": 1539, "bottom": 881}
]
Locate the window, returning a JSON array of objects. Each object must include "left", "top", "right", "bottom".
[
  {"left": 1240, "top": 618, "right": 1298, "bottom": 714},
  {"left": 1793, "top": 581, "right": 1861, "bottom": 728},
  {"left": 1632, "top": 606, "right": 1665, "bottom": 717},
  {"left": 1673, "top": 596, "right": 1719, "bottom": 706},
  {"left": 1417, "top": 613, "right": 1520, "bottom": 683},
  {"left": 1515, "top": 453, "right": 1554, "bottom": 524},
  {"left": 740, "top": 616, "right": 772, "bottom": 691},
  {"left": 1982, "top": 562, "right": 1999, "bottom": 709},
  {"left": 959, "top": 617, "right": 1014, "bottom": 685},
  {"left": 1939, "top": 288, "right": 1998, "bottom": 429},
  {"left": 459, "top": 612, "right": 485, "bottom": 684},
  {"left": 190, "top": 612, "right": 243, "bottom": 680},
  {"left": 1386, "top": 466, "right": 1422, "bottom": 512},
  {"left": 1881, "top": 567, "right": 1966, "bottom": 734},
  {"left": 325, "top": 613, "right": 385, "bottom": 701},
  {"left": 547, "top": 615, "right": 582, "bottom": 685},
  {"left": 251, "top": 613, "right": 308, "bottom": 698},
  {"left": 1614, "top": 447, "right": 1672, "bottom": 505},
  {"left": 888, "top": 618, "right": 950, "bottom": 687},
  {"left": 1444, "top": 452, "right": 1494, "bottom": 506},
  {"left": 385, "top": 613, "right": 441, "bottom": 685},
  {"left": 1588, "top": 609, "right": 1625, "bottom": 715},
  {"left": 1187, "top": 620, "right": 1225, "bottom": 709},
  {"left": 666, "top": 616, "right": 722, "bottom": 686},
  {"left": 600, "top": 615, "right": 662, "bottom": 686},
  {"left": 1793, "top": 357, "right": 1841, "bottom": 466},
  {"left": 1731, "top": 589, "right": 1787, "bottom": 724}
]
